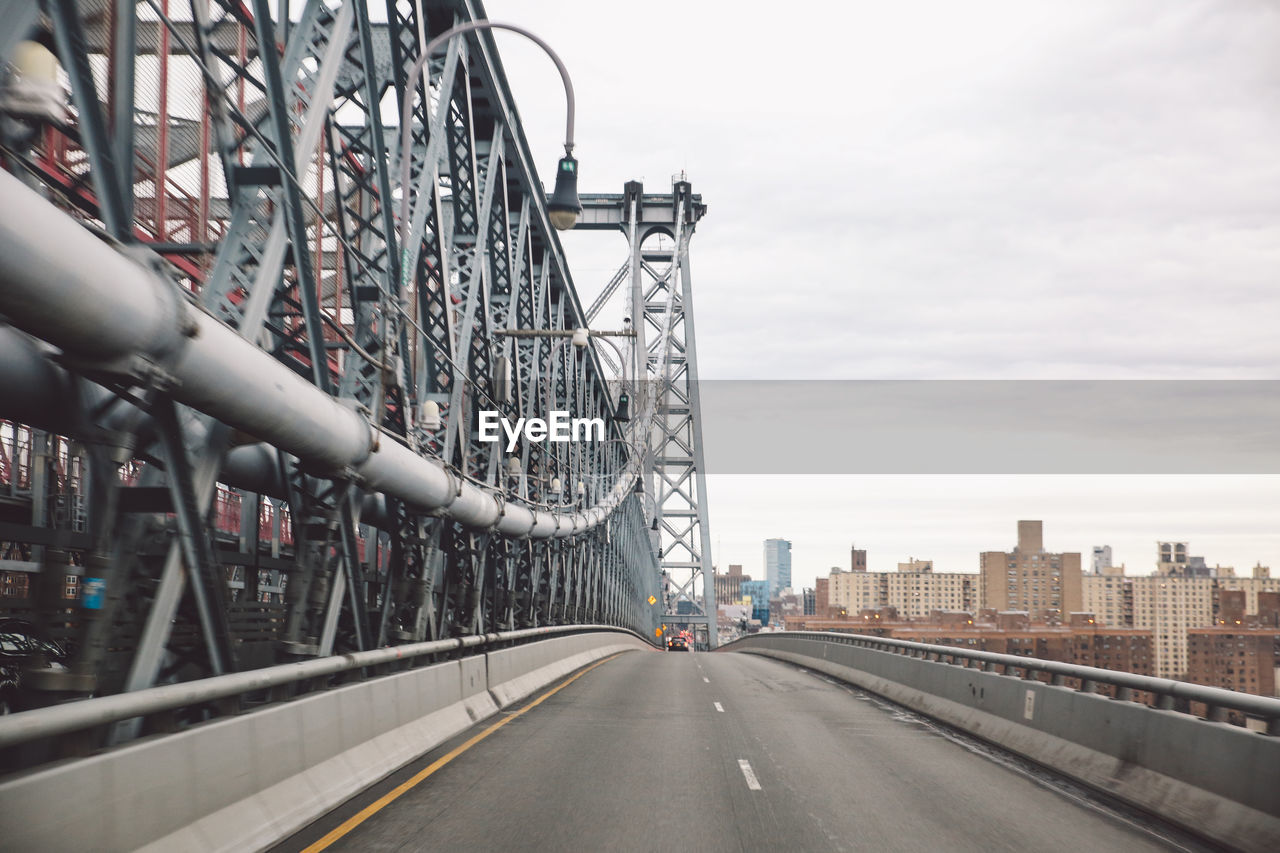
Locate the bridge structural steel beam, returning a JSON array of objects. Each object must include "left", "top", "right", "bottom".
[{"left": 0, "top": 0, "right": 701, "bottom": 732}]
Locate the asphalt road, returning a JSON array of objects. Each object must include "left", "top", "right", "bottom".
[{"left": 283, "top": 649, "right": 1194, "bottom": 853}]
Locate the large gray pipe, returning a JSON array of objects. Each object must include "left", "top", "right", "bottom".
[
  {"left": 0, "top": 335, "right": 389, "bottom": 523},
  {"left": 0, "top": 169, "right": 636, "bottom": 538}
]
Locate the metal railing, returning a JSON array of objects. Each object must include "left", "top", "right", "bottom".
[
  {"left": 722, "top": 630, "right": 1280, "bottom": 735},
  {"left": 0, "top": 625, "right": 650, "bottom": 751}
]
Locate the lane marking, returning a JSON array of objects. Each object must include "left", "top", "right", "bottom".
[
  {"left": 737, "top": 759, "right": 762, "bottom": 790},
  {"left": 301, "top": 653, "right": 626, "bottom": 852},
  {"left": 702, "top": 676, "right": 710, "bottom": 683},
  {"left": 714, "top": 702, "right": 724, "bottom": 713}
]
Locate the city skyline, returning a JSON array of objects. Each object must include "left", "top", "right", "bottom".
[{"left": 715, "top": 478, "right": 1280, "bottom": 594}]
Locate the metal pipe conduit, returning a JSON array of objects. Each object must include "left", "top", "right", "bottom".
[
  {"left": 0, "top": 625, "right": 644, "bottom": 749},
  {"left": 724, "top": 631, "right": 1280, "bottom": 726},
  {"left": 0, "top": 169, "right": 636, "bottom": 539},
  {"left": 0, "top": 325, "right": 640, "bottom": 534}
]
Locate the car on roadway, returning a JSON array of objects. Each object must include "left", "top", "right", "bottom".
[
  {"left": 0, "top": 618, "right": 69, "bottom": 714},
  {"left": 666, "top": 636, "right": 688, "bottom": 652}
]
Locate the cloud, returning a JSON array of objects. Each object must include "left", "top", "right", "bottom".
[{"left": 484, "top": 0, "right": 1280, "bottom": 580}]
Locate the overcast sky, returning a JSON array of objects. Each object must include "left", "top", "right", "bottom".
[{"left": 482, "top": 0, "right": 1280, "bottom": 588}]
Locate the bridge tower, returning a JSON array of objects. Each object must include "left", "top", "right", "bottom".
[{"left": 578, "top": 181, "right": 717, "bottom": 648}]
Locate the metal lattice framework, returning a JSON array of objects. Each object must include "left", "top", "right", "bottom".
[
  {"left": 578, "top": 181, "right": 714, "bottom": 648},
  {"left": 0, "top": 0, "right": 703, "bottom": 716}
]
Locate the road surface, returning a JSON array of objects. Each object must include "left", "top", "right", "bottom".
[{"left": 282, "top": 648, "right": 1198, "bottom": 852}]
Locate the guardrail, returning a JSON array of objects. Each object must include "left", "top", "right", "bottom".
[
  {"left": 0, "top": 627, "right": 652, "bottom": 852},
  {"left": 0, "top": 624, "right": 651, "bottom": 752},
  {"left": 722, "top": 630, "right": 1280, "bottom": 734}
]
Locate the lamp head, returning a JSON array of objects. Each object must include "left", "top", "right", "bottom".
[
  {"left": 547, "top": 154, "right": 581, "bottom": 231},
  {"left": 418, "top": 400, "right": 442, "bottom": 431}
]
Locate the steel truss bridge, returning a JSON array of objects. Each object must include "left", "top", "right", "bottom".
[
  {"left": 5, "top": 3, "right": 1277, "bottom": 852},
  {"left": 0, "top": 0, "right": 717, "bottom": 714}
]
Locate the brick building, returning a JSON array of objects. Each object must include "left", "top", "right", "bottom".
[
  {"left": 1185, "top": 592, "right": 1280, "bottom": 698},
  {"left": 1186, "top": 629, "right": 1280, "bottom": 697},
  {"left": 783, "top": 609, "right": 1153, "bottom": 677}
]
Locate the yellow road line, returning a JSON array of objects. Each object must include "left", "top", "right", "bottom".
[{"left": 301, "top": 652, "right": 625, "bottom": 852}]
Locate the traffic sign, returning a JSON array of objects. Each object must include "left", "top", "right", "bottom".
[{"left": 647, "top": 595, "right": 657, "bottom": 605}]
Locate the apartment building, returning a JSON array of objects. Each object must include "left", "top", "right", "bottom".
[
  {"left": 712, "top": 564, "right": 749, "bottom": 605},
  {"left": 1186, "top": 629, "right": 1280, "bottom": 697},
  {"left": 826, "top": 565, "right": 977, "bottom": 620},
  {"left": 1129, "top": 575, "right": 1214, "bottom": 679},
  {"left": 1082, "top": 573, "right": 1132, "bottom": 628},
  {"left": 979, "top": 520, "right": 1082, "bottom": 616}
]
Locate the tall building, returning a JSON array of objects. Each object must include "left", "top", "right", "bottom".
[
  {"left": 884, "top": 570, "right": 974, "bottom": 619},
  {"left": 1091, "top": 545, "right": 1113, "bottom": 574},
  {"left": 826, "top": 565, "right": 976, "bottom": 620},
  {"left": 829, "top": 568, "right": 878, "bottom": 615},
  {"left": 815, "top": 575, "right": 831, "bottom": 615},
  {"left": 979, "top": 520, "right": 1082, "bottom": 617},
  {"left": 850, "top": 545, "right": 867, "bottom": 572},
  {"left": 739, "top": 579, "right": 770, "bottom": 624},
  {"left": 713, "top": 564, "right": 749, "bottom": 605},
  {"left": 1130, "top": 575, "right": 1214, "bottom": 679},
  {"left": 764, "top": 539, "right": 792, "bottom": 598},
  {"left": 1082, "top": 573, "right": 1131, "bottom": 628}
]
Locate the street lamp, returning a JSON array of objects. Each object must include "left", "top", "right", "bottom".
[
  {"left": 397, "top": 18, "right": 580, "bottom": 274},
  {"left": 546, "top": 154, "right": 581, "bottom": 230}
]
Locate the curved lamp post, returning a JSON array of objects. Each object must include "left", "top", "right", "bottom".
[{"left": 396, "top": 19, "right": 580, "bottom": 271}]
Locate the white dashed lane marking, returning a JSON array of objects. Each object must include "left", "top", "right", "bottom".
[
  {"left": 737, "top": 759, "right": 762, "bottom": 791},
  {"left": 714, "top": 702, "right": 724, "bottom": 712}
]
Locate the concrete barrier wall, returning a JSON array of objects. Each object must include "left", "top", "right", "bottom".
[
  {"left": 487, "top": 633, "right": 645, "bottom": 707},
  {"left": 734, "top": 636, "right": 1280, "bottom": 852},
  {"left": 0, "top": 631, "right": 650, "bottom": 852}
]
